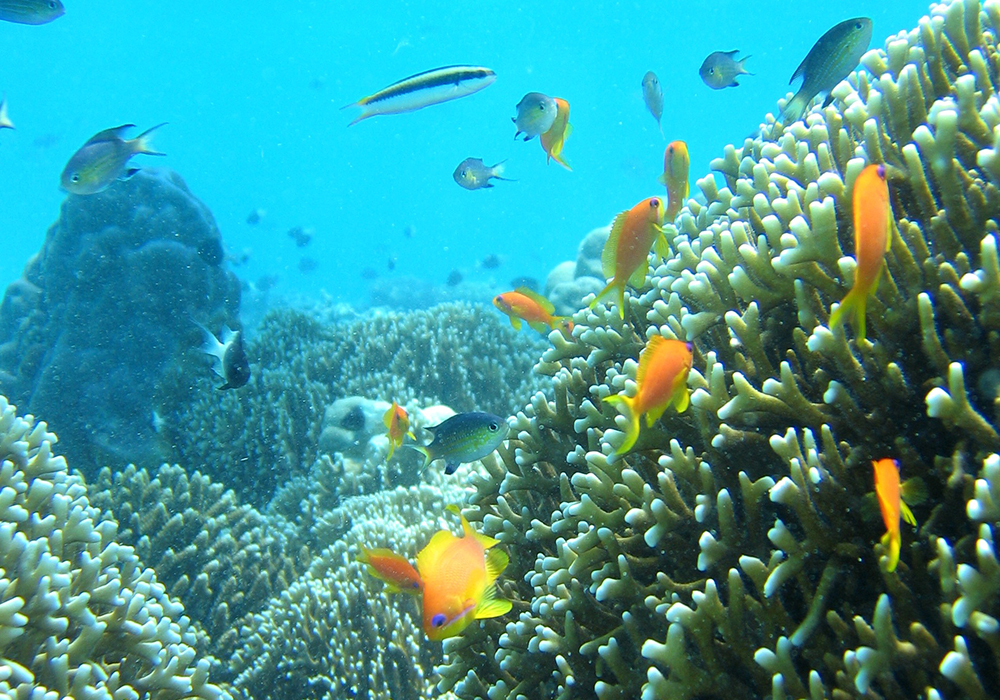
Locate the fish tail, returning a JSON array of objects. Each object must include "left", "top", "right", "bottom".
[
  {"left": 828, "top": 287, "right": 868, "bottom": 341},
  {"left": 133, "top": 122, "right": 168, "bottom": 156},
  {"left": 386, "top": 441, "right": 397, "bottom": 461},
  {"left": 0, "top": 99, "right": 13, "bottom": 130},
  {"left": 409, "top": 444, "right": 433, "bottom": 470},
  {"left": 779, "top": 88, "right": 811, "bottom": 125},
  {"left": 603, "top": 394, "right": 640, "bottom": 457},
  {"left": 590, "top": 280, "right": 625, "bottom": 318},
  {"left": 880, "top": 529, "right": 901, "bottom": 572},
  {"left": 551, "top": 152, "right": 572, "bottom": 171}
]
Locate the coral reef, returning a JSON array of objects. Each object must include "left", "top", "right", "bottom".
[
  {"left": 0, "top": 168, "right": 240, "bottom": 473},
  {"left": 545, "top": 226, "right": 610, "bottom": 316},
  {"left": 0, "top": 395, "right": 228, "bottom": 700},
  {"left": 165, "top": 303, "right": 545, "bottom": 506},
  {"left": 435, "top": 1, "right": 1000, "bottom": 698}
]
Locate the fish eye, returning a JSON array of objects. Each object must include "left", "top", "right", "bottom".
[
  {"left": 48, "top": 0, "right": 56, "bottom": 6},
  {"left": 855, "top": 21, "right": 863, "bottom": 29},
  {"left": 70, "top": 173, "right": 80, "bottom": 182},
  {"left": 650, "top": 198, "right": 660, "bottom": 208},
  {"left": 709, "top": 68, "right": 714, "bottom": 74},
  {"left": 489, "top": 422, "right": 499, "bottom": 431},
  {"left": 431, "top": 613, "right": 447, "bottom": 628},
  {"left": 876, "top": 164, "right": 886, "bottom": 178}
]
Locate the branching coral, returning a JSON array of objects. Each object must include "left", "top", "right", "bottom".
[
  {"left": 165, "top": 303, "right": 545, "bottom": 506},
  {"left": 434, "top": 1, "right": 1000, "bottom": 698},
  {"left": 0, "top": 395, "right": 229, "bottom": 700}
]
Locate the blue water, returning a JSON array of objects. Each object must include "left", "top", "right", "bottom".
[{"left": 1, "top": 1, "right": 929, "bottom": 310}]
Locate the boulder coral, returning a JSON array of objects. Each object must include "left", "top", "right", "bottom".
[{"left": 436, "top": 1, "right": 1000, "bottom": 698}]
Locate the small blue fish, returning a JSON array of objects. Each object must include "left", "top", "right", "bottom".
[
  {"left": 413, "top": 412, "right": 509, "bottom": 474},
  {"left": 699, "top": 51, "right": 752, "bottom": 90},
  {"left": 0, "top": 0, "right": 64, "bottom": 25}
]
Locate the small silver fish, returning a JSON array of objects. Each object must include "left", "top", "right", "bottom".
[
  {"left": 699, "top": 51, "right": 752, "bottom": 90},
  {"left": 0, "top": 95, "right": 13, "bottom": 131},
  {"left": 453, "top": 158, "right": 513, "bottom": 190},
  {"left": 641, "top": 72, "right": 663, "bottom": 134},
  {"left": 0, "top": 0, "right": 64, "bottom": 25},
  {"left": 198, "top": 323, "right": 251, "bottom": 390},
  {"left": 780, "top": 17, "right": 872, "bottom": 124},
  {"left": 60, "top": 123, "right": 166, "bottom": 195},
  {"left": 512, "top": 92, "right": 557, "bottom": 141}
]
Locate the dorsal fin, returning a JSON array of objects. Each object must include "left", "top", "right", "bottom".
[
  {"left": 515, "top": 287, "right": 554, "bottom": 315},
  {"left": 603, "top": 215, "right": 627, "bottom": 279},
  {"left": 88, "top": 124, "right": 135, "bottom": 143},
  {"left": 637, "top": 336, "right": 668, "bottom": 386}
]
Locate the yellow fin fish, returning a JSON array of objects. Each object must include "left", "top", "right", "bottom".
[
  {"left": 829, "top": 163, "right": 891, "bottom": 341},
  {"left": 358, "top": 547, "right": 423, "bottom": 595},
  {"left": 590, "top": 197, "right": 667, "bottom": 318},
  {"left": 540, "top": 98, "right": 572, "bottom": 171},
  {"left": 493, "top": 287, "right": 573, "bottom": 335},
  {"left": 872, "top": 458, "right": 917, "bottom": 572},
  {"left": 417, "top": 505, "right": 511, "bottom": 640},
  {"left": 603, "top": 336, "right": 692, "bottom": 457},
  {"left": 383, "top": 401, "right": 414, "bottom": 460},
  {"left": 658, "top": 141, "right": 689, "bottom": 222}
]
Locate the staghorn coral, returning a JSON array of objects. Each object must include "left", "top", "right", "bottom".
[
  {"left": 165, "top": 303, "right": 545, "bottom": 506},
  {"left": 0, "top": 395, "right": 229, "bottom": 700},
  {"left": 434, "top": 1, "right": 1000, "bottom": 698},
  {"left": 89, "top": 464, "right": 307, "bottom": 671}
]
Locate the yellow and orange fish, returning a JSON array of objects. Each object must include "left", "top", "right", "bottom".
[
  {"left": 590, "top": 197, "right": 668, "bottom": 318},
  {"left": 358, "top": 547, "right": 423, "bottom": 594},
  {"left": 604, "top": 336, "right": 692, "bottom": 458},
  {"left": 418, "top": 505, "right": 511, "bottom": 640},
  {"left": 829, "top": 163, "right": 892, "bottom": 341},
  {"left": 493, "top": 288, "right": 573, "bottom": 335},
  {"left": 658, "top": 140, "right": 689, "bottom": 222},
  {"left": 540, "top": 97, "right": 572, "bottom": 171},
  {"left": 383, "top": 401, "right": 414, "bottom": 460},
  {"left": 872, "top": 458, "right": 917, "bottom": 572}
]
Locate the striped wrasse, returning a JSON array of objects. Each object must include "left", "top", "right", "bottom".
[{"left": 344, "top": 65, "right": 496, "bottom": 126}]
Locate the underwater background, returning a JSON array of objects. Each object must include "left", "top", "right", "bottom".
[{"left": 3, "top": 1, "right": 1000, "bottom": 700}]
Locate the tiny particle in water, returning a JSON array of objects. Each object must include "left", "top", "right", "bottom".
[
  {"left": 509, "top": 276, "right": 539, "bottom": 292},
  {"left": 387, "top": 257, "right": 396, "bottom": 271},
  {"left": 480, "top": 253, "right": 501, "bottom": 269},
  {"left": 246, "top": 208, "right": 266, "bottom": 225},
  {"left": 403, "top": 225, "right": 415, "bottom": 239},
  {"left": 298, "top": 257, "right": 318, "bottom": 273},
  {"left": 446, "top": 269, "right": 463, "bottom": 286},
  {"left": 361, "top": 267, "right": 379, "bottom": 280},
  {"left": 288, "top": 226, "right": 313, "bottom": 247}
]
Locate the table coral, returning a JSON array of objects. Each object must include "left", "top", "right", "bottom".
[
  {"left": 434, "top": 1, "right": 1000, "bottom": 698},
  {"left": 0, "top": 395, "right": 229, "bottom": 700}
]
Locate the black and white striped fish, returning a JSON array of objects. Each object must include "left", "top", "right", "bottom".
[{"left": 343, "top": 65, "right": 496, "bottom": 126}]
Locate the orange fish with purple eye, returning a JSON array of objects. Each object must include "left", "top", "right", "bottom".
[
  {"left": 658, "top": 140, "right": 689, "bottom": 222},
  {"left": 358, "top": 547, "right": 423, "bottom": 595},
  {"left": 383, "top": 401, "right": 414, "bottom": 460},
  {"left": 590, "top": 196, "right": 668, "bottom": 318},
  {"left": 493, "top": 287, "right": 573, "bottom": 336},
  {"left": 603, "top": 336, "right": 692, "bottom": 458},
  {"left": 872, "top": 458, "right": 919, "bottom": 572},
  {"left": 829, "top": 163, "right": 892, "bottom": 341}
]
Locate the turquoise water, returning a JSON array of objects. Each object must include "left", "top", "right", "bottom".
[{"left": 2, "top": 1, "right": 928, "bottom": 308}]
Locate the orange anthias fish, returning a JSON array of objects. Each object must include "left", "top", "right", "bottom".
[
  {"left": 358, "top": 547, "right": 424, "bottom": 595},
  {"left": 658, "top": 140, "right": 689, "bottom": 221},
  {"left": 540, "top": 98, "right": 572, "bottom": 171},
  {"left": 418, "top": 505, "right": 511, "bottom": 641},
  {"left": 493, "top": 287, "right": 573, "bottom": 335},
  {"left": 604, "top": 336, "right": 692, "bottom": 457},
  {"left": 829, "top": 163, "right": 891, "bottom": 341},
  {"left": 383, "top": 401, "right": 414, "bottom": 460},
  {"left": 590, "top": 197, "right": 668, "bottom": 318},
  {"left": 872, "top": 458, "right": 917, "bottom": 573}
]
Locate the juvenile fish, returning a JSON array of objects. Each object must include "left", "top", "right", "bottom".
[
  {"left": 453, "top": 157, "right": 513, "bottom": 190},
  {"left": 0, "top": 0, "right": 64, "bottom": 24},
  {"left": 413, "top": 411, "right": 509, "bottom": 474},
  {"left": 780, "top": 17, "right": 872, "bottom": 124},
  {"left": 512, "top": 92, "right": 557, "bottom": 141},
  {"left": 699, "top": 51, "right": 752, "bottom": 89},
  {"left": 198, "top": 324, "right": 251, "bottom": 390},
  {"left": 641, "top": 71, "right": 663, "bottom": 134},
  {"left": 343, "top": 65, "right": 496, "bottom": 126},
  {"left": 60, "top": 123, "right": 166, "bottom": 194}
]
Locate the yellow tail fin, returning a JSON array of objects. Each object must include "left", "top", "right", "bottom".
[
  {"left": 828, "top": 286, "right": 868, "bottom": 341},
  {"left": 603, "top": 394, "right": 640, "bottom": 457}
]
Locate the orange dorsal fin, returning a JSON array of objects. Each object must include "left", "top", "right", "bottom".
[
  {"left": 603, "top": 214, "right": 627, "bottom": 279},
  {"left": 636, "top": 336, "right": 667, "bottom": 387},
  {"left": 515, "top": 287, "right": 555, "bottom": 315}
]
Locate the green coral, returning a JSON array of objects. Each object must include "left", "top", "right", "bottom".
[
  {"left": 435, "top": 1, "right": 1000, "bottom": 698},
  {"left": 0, "top": 396, "right": 228, "bottom": 700}
]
